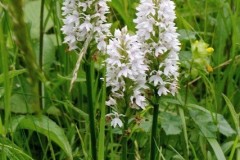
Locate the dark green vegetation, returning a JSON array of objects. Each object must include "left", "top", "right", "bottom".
[{"left": 0, "top": 0, "right": 240, "bottom": 159}]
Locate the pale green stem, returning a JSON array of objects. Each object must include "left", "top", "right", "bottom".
[
  {"left": 86, "top": 56, "right": 97, "bottom": 160},
  {"left": 150, "top": 103, "right": 159, "bottom": 160}
]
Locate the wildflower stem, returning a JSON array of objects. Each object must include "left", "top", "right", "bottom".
[
  {"left": 122, "top": 116, "right": 128, "bottom": 160},
  {"left": 86, "top": 56, "right": 97, "bottom": 160},
  {"left": 122, "top": 93, "right": 130, "bottom": 160},
  {"left": 150, "top": 103, "right": 160, "bottom": 160}
]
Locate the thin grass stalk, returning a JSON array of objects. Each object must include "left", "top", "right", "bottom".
[
  {"left": 150, "top": 103, "right": 159, "bottom": 160},
  {"left": 178, "top": 107, "right": 189, "bottom": 159},
  {"left": 0, "top": 14, "right": 8, "bottom": 159},
  {"left": 98, "top": 66, "right": 106, "bottom": 160},
  {"left": 134, "top": 140, "right": 141, "bottom": 160},
  {"left": 0, "top": 12, "right": 11, "bottom": 129},
  {"left": 223, "top": 2, "right": 237, "bottom": 99},
  {"left": 50, "top": 0, "right": 61, "bottom": 46},
  {"left": 237, "top": 149, "right": 240, "bottom": 160},
  {"left": 189, "top": 141, "right": 199, "bottom": 159},
  {"left": 0, "top": 14, "right": 6, "bottom": 134},
  {"left": 121, "top": 89, "right": 131, "bottom": 160},
  {"left": 0, "top": 118, "right": 3, "bottom": 136},
  {"left": 49, "top": 140, "right": 56, "bottom": 160},
  {"left": 39, "top": 0, "right": 44, "bottom": 69},
  {"left": 39, "top": 0, "right": 45, "bottom": 109},
  {"left": 69, "top": 31, "right": 93, "bottom": 92},
  {"left": 86, "top": 56, "right": 97, "bottom": 160},
  {"left": 76, "top": 125, "right": 89, "bottom": 159},
  {"left": 228, "top": 136, "right": 239, "bottom": 160},
  {"left": 0, "top": 146, "right": 6, "bottom": 160},
  {"left": 122, "top": 116, "right": 128, "bottom": 160}
]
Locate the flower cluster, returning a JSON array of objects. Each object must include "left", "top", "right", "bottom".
[
  {"left": 190, "top": 40, "right": 214, "bottom": 77},
  {"left": 134, "top": 0, "right": 180, "bottom": 96},
  {"left": 61, "top": 0, "right": 180, "bottom": 128},
  {"left": 106, "top": 27, "right": 148, "bottom": 112},
  {"left": 61, "top": 0, "right": 111, "bottom": 51}
]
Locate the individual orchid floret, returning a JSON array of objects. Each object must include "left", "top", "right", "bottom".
[
  {"left": 106, "top": 111, "right": 125, "bottom": 128},
  {"left": 61, "top": 0, "right": 111, "bottom": 51},
  {"left": 134, "top": 0, "right": 180, "bottom": 96},
  {"left": 106, "top": 26, "right": 148, "bottom": 110}
]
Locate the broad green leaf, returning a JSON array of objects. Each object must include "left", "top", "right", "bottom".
[
  {"left": 179, "top": 51, "right": 192, "bottom": 62},
  {"left": 9, "top": 115, "right": 73, "bottom": 160},
  {"left": 0, "top": 71, "right": 44, "bottom": 114},
  {"left": 43, "top": 35, "right": 55, "bottom": 70},
  {"left": 0, "top": 136, "right": 33, "bottom": 160},
  {"left": 46, "top": 106, "right": 61, "bottom": 116},
  {"left": 160, "top": 112, "right": 182, "bottom": 135},
  {"left": 188, "top": 104, "right": 236, "bottom": 137},
  {"left": 217, "top": 114, "right": 236, "bottom": 137},
  {"left": 207, "top": 138, "right": 226, "bottom": 160},
  {"left": 24, "top": 0, "right": 53, "bottom": 38},
  {"left": 221, "top": 141, "right": 234, "bottom": 154},
  {"left": 0, "top": 93, "right": 39, "bottom": 114},
  {"left": 0, "top": 69, "right": 26, "bottom": 84},
  {"left": 178, "top": 29, "right": 196, "bottom": 40},
  {"left": 34, "top": 34, "right": 56, "bottom": 71},
  {"left": 189, "top": 109, "right": 217, "bottom": 138},
  {"left": 3, "top": 94, "right": 36, "bottom": 113},
  {"left": 139, "top": 115, "right": 152, "bottom": 132},
  {"left": 133, "top": 132, "right": 149, "bottom": 148},
  {"left": 8, "top": 115, "right": 25, "bottom": 133}
]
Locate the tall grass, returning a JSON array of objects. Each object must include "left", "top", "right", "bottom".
[{"left": 0, "top": 0, "right": 239, "bottom": 159}]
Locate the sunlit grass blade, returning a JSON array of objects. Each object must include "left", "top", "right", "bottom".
[
  {"left": 222, "top": 94, "right": 239, "bottom": 134},
  {"left": 98, "top": 67, "right": 106, "bottom": 160},
  {"left": 0, "top": 137, "right": 33, "bottom": 160},
  {"left": 0, "top": 11, "right": 11, "bottom": 130},
  {"left": 207, "top": 138, "right": 226, "bottom": 160}
]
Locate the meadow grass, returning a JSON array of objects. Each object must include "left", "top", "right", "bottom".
[{"left": 0, "top": 0, "right": 240, "bottom": 159}]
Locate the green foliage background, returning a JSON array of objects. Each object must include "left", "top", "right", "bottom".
[{"left": 0, "top": 0, "right": 240, "bottom": 159}]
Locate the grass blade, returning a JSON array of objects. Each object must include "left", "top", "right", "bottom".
[{"left": 207, "top": 138, "right": 226, "bottom": 160}]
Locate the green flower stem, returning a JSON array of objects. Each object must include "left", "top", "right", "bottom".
[
  {"left": 150, "top": 103, "right": 160, "bottom": 160},
  {"left": 122, "top": 92, "right": 130, "bottom": 160},
  {"left": 98, "top": 66, "right": 106, "bottom": 160},
  {"left": 122, "top": 115, "right": 129, "bottom": 160},
  {"left": 86, "top": 58, "right": 97, "bottom": 160}
]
